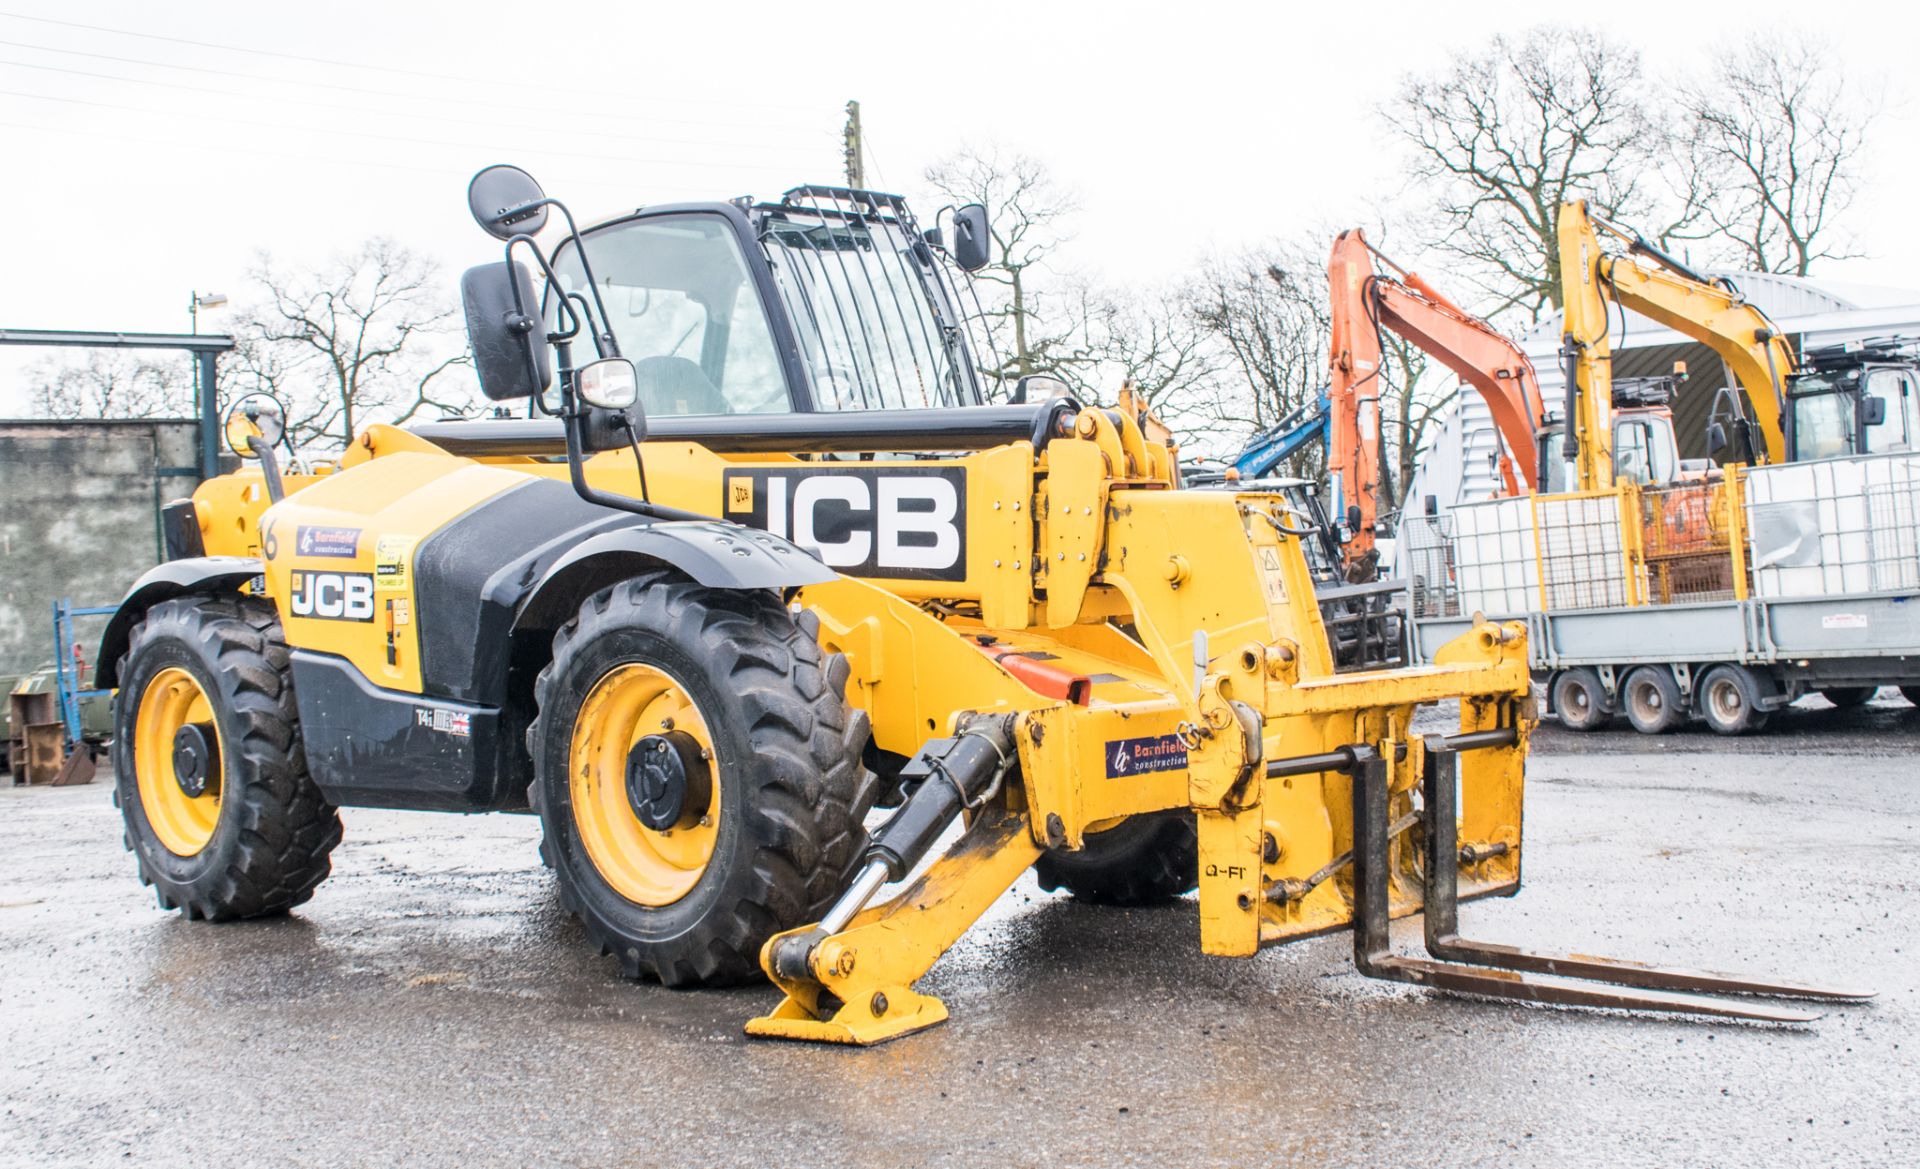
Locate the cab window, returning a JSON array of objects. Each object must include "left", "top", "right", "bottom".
[
  {"left": 1864, "top": 368, "right": 1917, "bottom": 453},
  {"left": 1791, "top": 382, "right": 1855, "bottom": 461},
  {"left": 1612, "top": 418, "right": 1674, "bottom": 485},
  {"left": 552, "top": 214, "right": 789, "bottom": 416}
]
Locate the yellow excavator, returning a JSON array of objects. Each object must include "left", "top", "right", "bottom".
[
  {"left": 1556, "top": 199, "right": 1920, "bottom": 484},
  {"left": 93, "top": 167, "right": 1866, "bottom": 1044}
]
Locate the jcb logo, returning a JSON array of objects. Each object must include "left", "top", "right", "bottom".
[
  {"left": 289, "top": 571, "right": 376, "bottom": 622},
  {"left": 722, "top": 468, "right": 966, "bottom": 581}
]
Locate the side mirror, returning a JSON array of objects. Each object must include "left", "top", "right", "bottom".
[
  {"left": 222, "top": 394, "right": 288, "bottom": 501},
  {"left": 461, "top": 261, "right": 550, "bottom": 401},
  {"left": 578, "top": 358, "right": 640, "bottom": 411},
  {"left": 468, "top": 164, "right": 550, "bottom": 240},
  {"left": 1862, "top": 395, "right": 1888, "bottom": 426},
  {"left": 223, "top": 393, "right": 288, "bottom": 459},
  {"left": 1705, "top": 421, "right": 1728, "bottom": 457},
  {"left": 1011, "top": 374, "right": 1070, "bottom": 405},
  {"left": 951, "top": 203, "right": 991, "bottom": 272}
]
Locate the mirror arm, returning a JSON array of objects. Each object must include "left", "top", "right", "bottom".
[
  {"left": 559, "top": 409, "right": 702, "bottom": 522},
  {"left": 543, "top": 199, "right": 621, "bottom": 359},
  {"left": 551, "top": 339, "right": 702, "bottom": 523},
  {"left": 623, "top": 414, "right": 653, "bottom": 505},
  {"left": 505, "top": 235, "right": 581, "bottom": 340},
  {"left": 564, "top": 291, "right": 605, "bottom": 358},
  {"left": 255, "top": 441, "right": 287, "bottom": 503}
]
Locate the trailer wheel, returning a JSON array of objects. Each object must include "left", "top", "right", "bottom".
[
  {"left": 1819, "top": 687, "right": 1876, "bottom": 709},
  {"left": 112, "top": 596, "right": 342, "bottom": 920},
  {"left": 1550, "top": 668, "right": 1611, "bottom": 732},
  {"left": 1698, "top": 665, "right": 1770, "bottom": 736},
  {"left": 1621, "top": 667, "right": 1685, "bottom": 734},
  {"left": 1035, "top": 811, "right": 1198, "bottom": 904},
  {"left": 529, "top": 571, "right": 874, "bottom": 987}
]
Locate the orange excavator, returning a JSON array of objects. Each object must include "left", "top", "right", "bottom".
[{"left": 1322, "top": 229, "right": 1547, "bottom": 572}]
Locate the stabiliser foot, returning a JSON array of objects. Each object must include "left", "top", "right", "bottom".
[{"left": 1346, "top": 741, "right": 1874, "bottom": 1023}]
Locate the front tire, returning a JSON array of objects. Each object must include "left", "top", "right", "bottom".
[
  {"left": 112, "top": 596, "right": 342, "bottom": 920},
  {"left": 1035, "top": 811, "right": 1198, "bottom": 904},
  {"left": 530, "top": 573, "right": 874, "bottom": 987}
]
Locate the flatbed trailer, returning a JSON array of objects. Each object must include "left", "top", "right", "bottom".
[{"left": 1403, "top": 450, "right": 1920, "bottom": 733}]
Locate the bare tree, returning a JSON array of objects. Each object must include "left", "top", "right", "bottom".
[
  {"left": 925, "top": 146, "right": 1084, "bottom": 392},
  {"left": 1678, "top": 35, "right": 1877, "bottom": 276},
  {"left": 236, "top": 238, "right": 471, "bottom": 449},
  {"left": 1180, "top": 244, "right": 1332, "bottom": 470},
  {"left": 1386, "top": 26, "right": 1681, "bottom": 321},
  {"left": 1053, "top": 285, "right": 1220, "bottom": 417},
  {"left": 29, "top": 350, "right": 195, "bottom": 419}
]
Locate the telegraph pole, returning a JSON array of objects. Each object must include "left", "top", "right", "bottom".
[{"left": 842, "top": 100, "right": 864, "bottom": 188}]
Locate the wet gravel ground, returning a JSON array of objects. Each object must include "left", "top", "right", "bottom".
[{"left": 3, "top": 692, "right": 1917, "bottom": 1168}]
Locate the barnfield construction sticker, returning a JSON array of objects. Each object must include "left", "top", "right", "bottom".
[
  {"left": 296, "top": 525, "right": 361, "bottom": 558},
  {"left": 1822, "top": 613, "right": 1868, "bottom": 631}
]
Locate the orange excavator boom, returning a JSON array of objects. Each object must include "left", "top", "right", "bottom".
[{"left": 1326, "top": 230, "right": 1548, "bottom": 566}]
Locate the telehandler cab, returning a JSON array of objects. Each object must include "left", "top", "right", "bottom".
[{"left": 98, "top": 165, "right": 1866, "bottom": 1043}]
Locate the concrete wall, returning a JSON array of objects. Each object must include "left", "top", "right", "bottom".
[{"left": 0, "top": 420, "right": 203, "bottom": 676}]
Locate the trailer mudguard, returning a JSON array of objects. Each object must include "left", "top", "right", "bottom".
[{"left": 95, "top": 556, "right": 263, "bottom": 688}]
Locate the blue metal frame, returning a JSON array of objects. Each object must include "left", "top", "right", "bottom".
[
  {"left": 53, "top": 598, "right": 115, "bottom": 745},
  {"left": 1230, "top": 390, "right": 1331, "bottom": 480}
]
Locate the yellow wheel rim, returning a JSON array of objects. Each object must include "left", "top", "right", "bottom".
[
  {"left": 133, "top": 666, "right": 225, "bottom": 857},
  {"left": 569, "top": 662, "right": 721, "bottom": 907}
]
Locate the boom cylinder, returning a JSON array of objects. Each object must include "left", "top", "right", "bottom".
[
  {"left": 864, "top": 716, "right": 1017, "bottom": 881},
  {"left": 770, "top": 715, "right": 1017, "bottom": 980}
]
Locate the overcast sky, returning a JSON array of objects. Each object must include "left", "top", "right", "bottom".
[{"left": 2, "top": 0, "right": 1915, "bottom": 413}]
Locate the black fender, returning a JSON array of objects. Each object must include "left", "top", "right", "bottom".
[
  {"left": 95, "top": 556, "right": 263, "bottom": 689},
  {"left": 512, "top": 520, "right": 834, "bottom": 637}
]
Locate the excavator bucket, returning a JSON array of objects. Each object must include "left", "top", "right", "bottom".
[{"left": 1345, "top": 740, "right": 1873, "bottom": 1021}]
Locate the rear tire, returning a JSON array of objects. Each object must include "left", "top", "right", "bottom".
[
  {"left": 1621, "top": 667, "right": 1685, "bottom": 734},
  {"left": 1035, "top": 811, "right": 1198, "bottom": 904},
  {"left": 112, "top": 596, "right": 341, "bottom": 920},
  {"left": 1698, "top": 665, "right": 1770, "bottom": 736},
  {"left": 1550, "top": 668, "right": 1611, "bottom": 732},
  {"left": 529, "top": 572, "right": 874, "bottom": 987},
  {"left": 1820, "top": 686, "right": 1876, "bottom": 709}
]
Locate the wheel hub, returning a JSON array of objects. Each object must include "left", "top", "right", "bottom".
[
  {"left": 171, "top": 722, "right": 220, "bottom": 798},
  {"left": 625, "top": 731, "right": 710, "bottom": 831}
]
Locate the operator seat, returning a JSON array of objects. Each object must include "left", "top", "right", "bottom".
[{"left": 635, "top": 355, "right": 729, "bottom": 416}]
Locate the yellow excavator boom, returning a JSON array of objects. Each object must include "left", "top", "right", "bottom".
[{"left": 1557, "top": 200, "right": 1797, "bottom": 482}]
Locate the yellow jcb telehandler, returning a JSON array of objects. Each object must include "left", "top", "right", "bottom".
[{"left": 96, "top": 166, "right": 1865, "bottom": 1043}]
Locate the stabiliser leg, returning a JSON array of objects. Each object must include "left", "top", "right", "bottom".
[{"left": 1348, "top": 748, "right": 1873, "bottom": 1022}]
